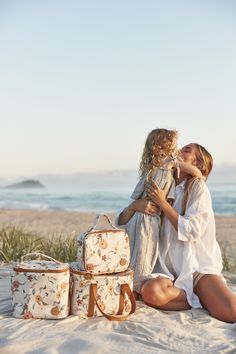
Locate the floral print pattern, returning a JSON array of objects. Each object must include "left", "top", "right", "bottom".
[
  {"left": 14, "top": 260, "right": 69, "bottom": 271},
  {"left": 70, "top": 264, "right": 134, "bottom": 319},
  {"left": 12, "top": 261, "right": 70, "bottom": 319},
  {"left": 77, "top": 230, "right": 130, "bottom": 274}
]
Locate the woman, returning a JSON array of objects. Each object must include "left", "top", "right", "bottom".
[
  {"left": 118, "top": 143, "right": 236, "bottom": 323},
  {"left": 124, "top": 128, "right": 202, "bottom": 293}
]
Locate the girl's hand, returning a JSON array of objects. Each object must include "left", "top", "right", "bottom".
[
  {"left": 145, "top": 180, "right": 166, "bottom": 207},
  {"left": 130, "top": 198, "right": 160, "bottom": 216}
]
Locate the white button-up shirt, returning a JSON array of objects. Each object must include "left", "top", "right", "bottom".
[{"left": 157, "top": 179, "right": 223, "bottom": 308}]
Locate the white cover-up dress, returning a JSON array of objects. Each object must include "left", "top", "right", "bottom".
[
  {"left": 117, "top": 178, "right": 223, "bottom": 306},
  {"left": 154, "top": 179, "right": 223, "bottom": 308},
  {"left": 126, "top": 163, "right": 175, "bottom": 292}
]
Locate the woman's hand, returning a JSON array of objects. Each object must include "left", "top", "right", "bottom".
[
  {"left": 145, "top": 180, "right": 166, "bottom": 208},
  {"left": 145, "top": 179, "right": 179, "bottom": 231}
]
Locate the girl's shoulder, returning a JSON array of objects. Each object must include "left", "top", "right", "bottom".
[{"left": 160, "top": 156, "right": 176, "bottom": 169}]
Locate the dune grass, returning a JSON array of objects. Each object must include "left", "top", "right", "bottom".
[
  {"left": 0, "top": 227, "right": 76, "bottom": 264},
  {"left": 0, "top": 226, "right": 235, "bottom": 272},
  {"left": 221, "top": 246, "right": 236, "bottom": 272}
]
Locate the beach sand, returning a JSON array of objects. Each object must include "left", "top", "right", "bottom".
[
  {"left": 0, "top": 208, "right": 236, "bottom": 264},
  {"left": 0, "top": 208, "right": 236, "bottom": 353},
  {"left": 0, "top": 208, "right": 115, "bottom": 237},
  {"left": 0, "top": 208, "right": 235, "bottom": 239}
]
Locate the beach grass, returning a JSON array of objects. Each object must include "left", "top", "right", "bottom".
[
  {"left": 0, "top": 226, "right": 235, "bottom": 272},
  {"left": 221, "top": 246, "right": 236, "bottom": 272},
  {"left": 0, "top": 227, "right": 76, "bottom": 264}
]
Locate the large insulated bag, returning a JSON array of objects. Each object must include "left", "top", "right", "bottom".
[
  {"left": 11, "top": 253, "right": 70, "bottom": 319},
  {"left": 76, "top": 214, "right": 130, "bottom": 274},
  {"left": 70, "top": 263, "right": 136, "bottom": 321}
]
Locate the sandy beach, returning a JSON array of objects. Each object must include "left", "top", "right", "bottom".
[
  {"left": 0, "top": 208, "right": 235, "bottom": 239},
  {"left": 0, "top": 208, "right": 236, "bottom": 264},
  {"left": 0, "top": 208, "right": 116, "bottom": 237},
  {"left": 0, "top": 208, "right": 236, "bottom": 353}
]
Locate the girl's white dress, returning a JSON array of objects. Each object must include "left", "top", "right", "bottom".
[{"left": 126, "top": 162, "right": 175, "bottom": 292}]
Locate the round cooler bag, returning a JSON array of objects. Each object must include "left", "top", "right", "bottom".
[
  {"left": 70, "top": 262, "right": 136, "bottom": 321},
  {"left": 12, "top": 253, "right": 70, "bottom": 319}
]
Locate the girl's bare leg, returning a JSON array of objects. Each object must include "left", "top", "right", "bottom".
[
  {"left": 194, "top": 274, "right": 236, "bottom": 323},
  {"left": 141, "top": 277, "right": 191, "bottom": 311}
]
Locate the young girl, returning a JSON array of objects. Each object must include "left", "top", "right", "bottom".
[{"left": 125, "top": 129, "right": 202, "bottom": 293}]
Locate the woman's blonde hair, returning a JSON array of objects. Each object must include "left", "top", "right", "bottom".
[
  {"left": 139, "top": 128, "right": 178, "bottom": 177},
  {"left": 181, "top": 143, "right": 213, "bottom": 215}
]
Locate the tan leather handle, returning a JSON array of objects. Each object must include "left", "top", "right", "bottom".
[
  {"left": 21, "top": 253, "right": 61, "bottom": 264},
  {"left": 88, "top": 283, "right": 136, "bottom": 321}
]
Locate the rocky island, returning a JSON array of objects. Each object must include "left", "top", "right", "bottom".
[{"left": 4, "top": 179, "right": 45, "bottom": 189}]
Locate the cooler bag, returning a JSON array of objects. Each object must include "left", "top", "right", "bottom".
[
  {"left": 12, "top": 253, "right": 70, "bottom": 319},
  {"left": 77, "top": 214, "right": 130, "bottom": 274},
  {"left": 70, "top": 262, "right": 136, "bottom": 321}
]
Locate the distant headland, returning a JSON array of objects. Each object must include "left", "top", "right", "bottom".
[{"left": 4, "top": 180, "right": 45, "bottom": 189}]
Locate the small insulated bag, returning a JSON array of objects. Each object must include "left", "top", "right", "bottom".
[
  {"left": 70, "top": 263, "right": 136, "bottom": 320},
  {"left": 12, "top": 253, "right": 70, "bottom": 319},
  {"left": 76, "top": 214, "right": 130, "bottom": 274}
]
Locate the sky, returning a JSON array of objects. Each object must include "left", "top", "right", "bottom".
[{"left": 0, "top": 0, "right": 236, "bottom": 178}]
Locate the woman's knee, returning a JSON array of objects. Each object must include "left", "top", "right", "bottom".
[{"left": 140, "top": 277, "right": 171, "bottom": 307}]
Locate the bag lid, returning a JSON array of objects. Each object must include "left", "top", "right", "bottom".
[
  {"left": 13, "top": 253, "right": 69, "bottom": 273},
  {"left": 70, "top": 262, "right": 133, "bottom": 277}
]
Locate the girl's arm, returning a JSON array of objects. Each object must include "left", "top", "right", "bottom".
[
  {"left": 117, "top": 198, "right": 160, "bottom": 225},
  {"left": 178, "top": 161, "right": 202, "bottom": 178},
  {"left": 145, "top": 183, "right": 179, "bottom": 231}
]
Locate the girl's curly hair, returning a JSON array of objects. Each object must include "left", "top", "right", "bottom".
[{"left": 139, "top": 128, "right": 178, "bottom": 176}]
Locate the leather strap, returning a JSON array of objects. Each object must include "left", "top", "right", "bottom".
[
  {"left": 88, "top": 283, "right": 136, "bottom": 321},
  {"left": 118, "top": 285, "right": 125, "bottom": 315},
  {"left": 21, "top": 253, "right": 61, "bottom": 264},
  {"left": 88, "top": 284, "right": 96, "bottom": 317},
  {"left": 84, "top": 214, "right": 119, "bottom": 235}
]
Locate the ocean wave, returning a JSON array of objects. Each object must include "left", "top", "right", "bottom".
[{"left": 0, "top": 187, "right": 235, "bottom": 215}]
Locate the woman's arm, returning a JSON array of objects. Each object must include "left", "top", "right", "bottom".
[
  {"left": 178, "top": 161, "right": 202, "bottom": 178},
  {"left": 117, "top": 198, "right": 160, "bottom": 226},
  {"left": 146, "top": 179, "right": 211, "bottom": 241}
]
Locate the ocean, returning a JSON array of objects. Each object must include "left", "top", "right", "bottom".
[{"left": 0, "top": 184, "right": 236, "bottom": 216}]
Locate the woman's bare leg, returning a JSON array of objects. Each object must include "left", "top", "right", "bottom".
[
  {"left": 141, "top": 277, "right": 191, "bottom": 311},
  {"left": 194, "top": 274, "right": 236, "bottom": 323}
]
